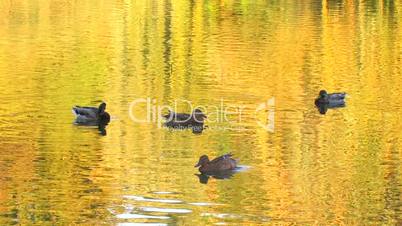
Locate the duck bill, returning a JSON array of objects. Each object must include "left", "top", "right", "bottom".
[{"left": 194, "top": 162, "right": 201, "bottom": 167}]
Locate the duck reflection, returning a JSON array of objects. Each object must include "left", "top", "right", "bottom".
[
  {"left": 195, "top": 170, "right": 236, "bottom": 184},
  {"left": 315, "top": 101, "right": 346, "bottom": 115},
  {"left": 97, "top": 123, "right": 108, "bottom": 136},
  {"left": 164, "top": 123, "right": 206, "bottom": 134},
  {"left": 73, "top": 121, "right": 109, "bottom": 136},
  {"left": 163, "top": 109, "right": 207, "bottom": 134}
]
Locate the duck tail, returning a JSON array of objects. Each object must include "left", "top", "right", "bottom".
[
  {"left": 162, "top": 110, "right": 172, "bottom": 119},
  {"left": 72, "top": 106, "right": 85, "bottom": 116},
  {"left": 72, "top": 107, "right": 79, "bottom": 116}
]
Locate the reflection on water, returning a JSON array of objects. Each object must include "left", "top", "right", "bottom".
[
  {"left": 73, "top": 123, "right": 109, "bottom": 136},
  {"left": 163, "top": 124, "right": 206, "bottom": 134},
  {"left": 195, "top": 165, "right": 249, "bottom": 184},
  {"left": 315, "top": 102, "right": 346, "bottom": 115},
  {"left": 196, "top": 171, "right": 235, "bottom": 184},
  {"left": 0, "top": 0, "right": 401, "bottom": 225}
]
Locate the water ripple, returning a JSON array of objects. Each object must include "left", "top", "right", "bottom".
[{"left": 123, "top": 195, "right": 183, "bottom": 204}]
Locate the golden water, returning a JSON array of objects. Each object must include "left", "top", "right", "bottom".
[{"left": 0, "top": 0, "right": 401, "bottom": 225}]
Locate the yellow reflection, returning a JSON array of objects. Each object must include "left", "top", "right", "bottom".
[{"left": 0, "top": 0, "right": 401, "bottom": 225}]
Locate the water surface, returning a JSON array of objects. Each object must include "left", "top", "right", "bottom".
[{"left": 0, "top": 0, "right": 401, "bottom": 225}]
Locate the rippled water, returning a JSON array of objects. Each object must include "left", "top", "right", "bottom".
[{"left": 0, "top": 0, "right": 401, "bottom": 225}]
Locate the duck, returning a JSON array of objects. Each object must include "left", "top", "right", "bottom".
[
  {"left": 72, "top": 102, "right": 110, "bottom": 125},
  {"left": 195, "top": 153, "right": 237, "bottom": 173},
  {"left": 163, "top": 108, "right": 207, "bottom": 129},
  {"left": 315, "top": 90, "right": 346, "bottom": 105}
]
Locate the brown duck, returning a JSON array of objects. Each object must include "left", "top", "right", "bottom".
[{"left": 195, "top": 153, "right": 237, "bottom": 173}]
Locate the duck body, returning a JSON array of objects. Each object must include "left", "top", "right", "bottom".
[
  {"left": 72, "top": 102, "right": 110, "bottom": 125},
  {"left": 195, "top": 153, "right": 237, "bottom": 174},
  {"left": 315, "top": 90, "right": 346, "bottom": 105},
  {"left": 314, "top": 90, "right": 346, "bottom": 114},
  {"left": 163, "top": 109, "right": 206, "bottom": 131}
]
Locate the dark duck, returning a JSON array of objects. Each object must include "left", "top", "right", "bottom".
[
  {"left": 195, "top": 153, "right": 237, "bottom": 174},
  {"left": 315, "top": 90, "right": 346, "bottom": 114},
  {"left": 72, "top": 102, "right": 111, "bottom": 125},
  {"left": 163, "top": 108, "right": 207, "bottom": 133}
]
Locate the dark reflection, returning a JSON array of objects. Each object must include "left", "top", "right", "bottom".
[
  {"left": 383, "top": 146, "right": 401, "bottom": 223},
  {"left": 362, "top": 0, "right": 379, "bottom": 13},
  {"left": 164, "top": 123, "right": 205, "bottom": 134},
  {"left": 97, "top": 123, "right": 108, "bottom": 136},
  {"left": 163, "top": 109, "right": 207, "bottom": 134},
  {"left": 326, "top": 0, "right": 344, "bottom": 11},
  {"left": 73, "top": 121, "right": 109, "bottom": 136},
  {"left": 191, "top": 125, "right": 205, "bottom": 134},
  {"left": 315, "top": 101, "right": 346, "bottom": 115},
  {"left": 162, "top": 0, "right": 173, "bottom": 100},
  {"left": 181, "top": 0, "right": 195, "bottom": 101},
  {"left": 195, "top": 170, "right": 236, "bottom": 184},
  {"left": 0, "top": 208, "right": 18, "bottom": 224}
]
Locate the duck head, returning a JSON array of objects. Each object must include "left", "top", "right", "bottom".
[
  {"left": 98, "top": 103, "right": 110, "bottom": 124},
  {"left": 193, "top": 108, "right": 207, "bottom": 122},
  {"left": 100, "top": 112, "right": 111, "bottom": 124},
  {"left": 318, "top": 90, "right": 328, "bottom": 98},
  {"left": 98, "top": 102, "right": 107, "bottom": 114},
  {"left": 195, "top": 155, "right": 209, "bottom": 167}
]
